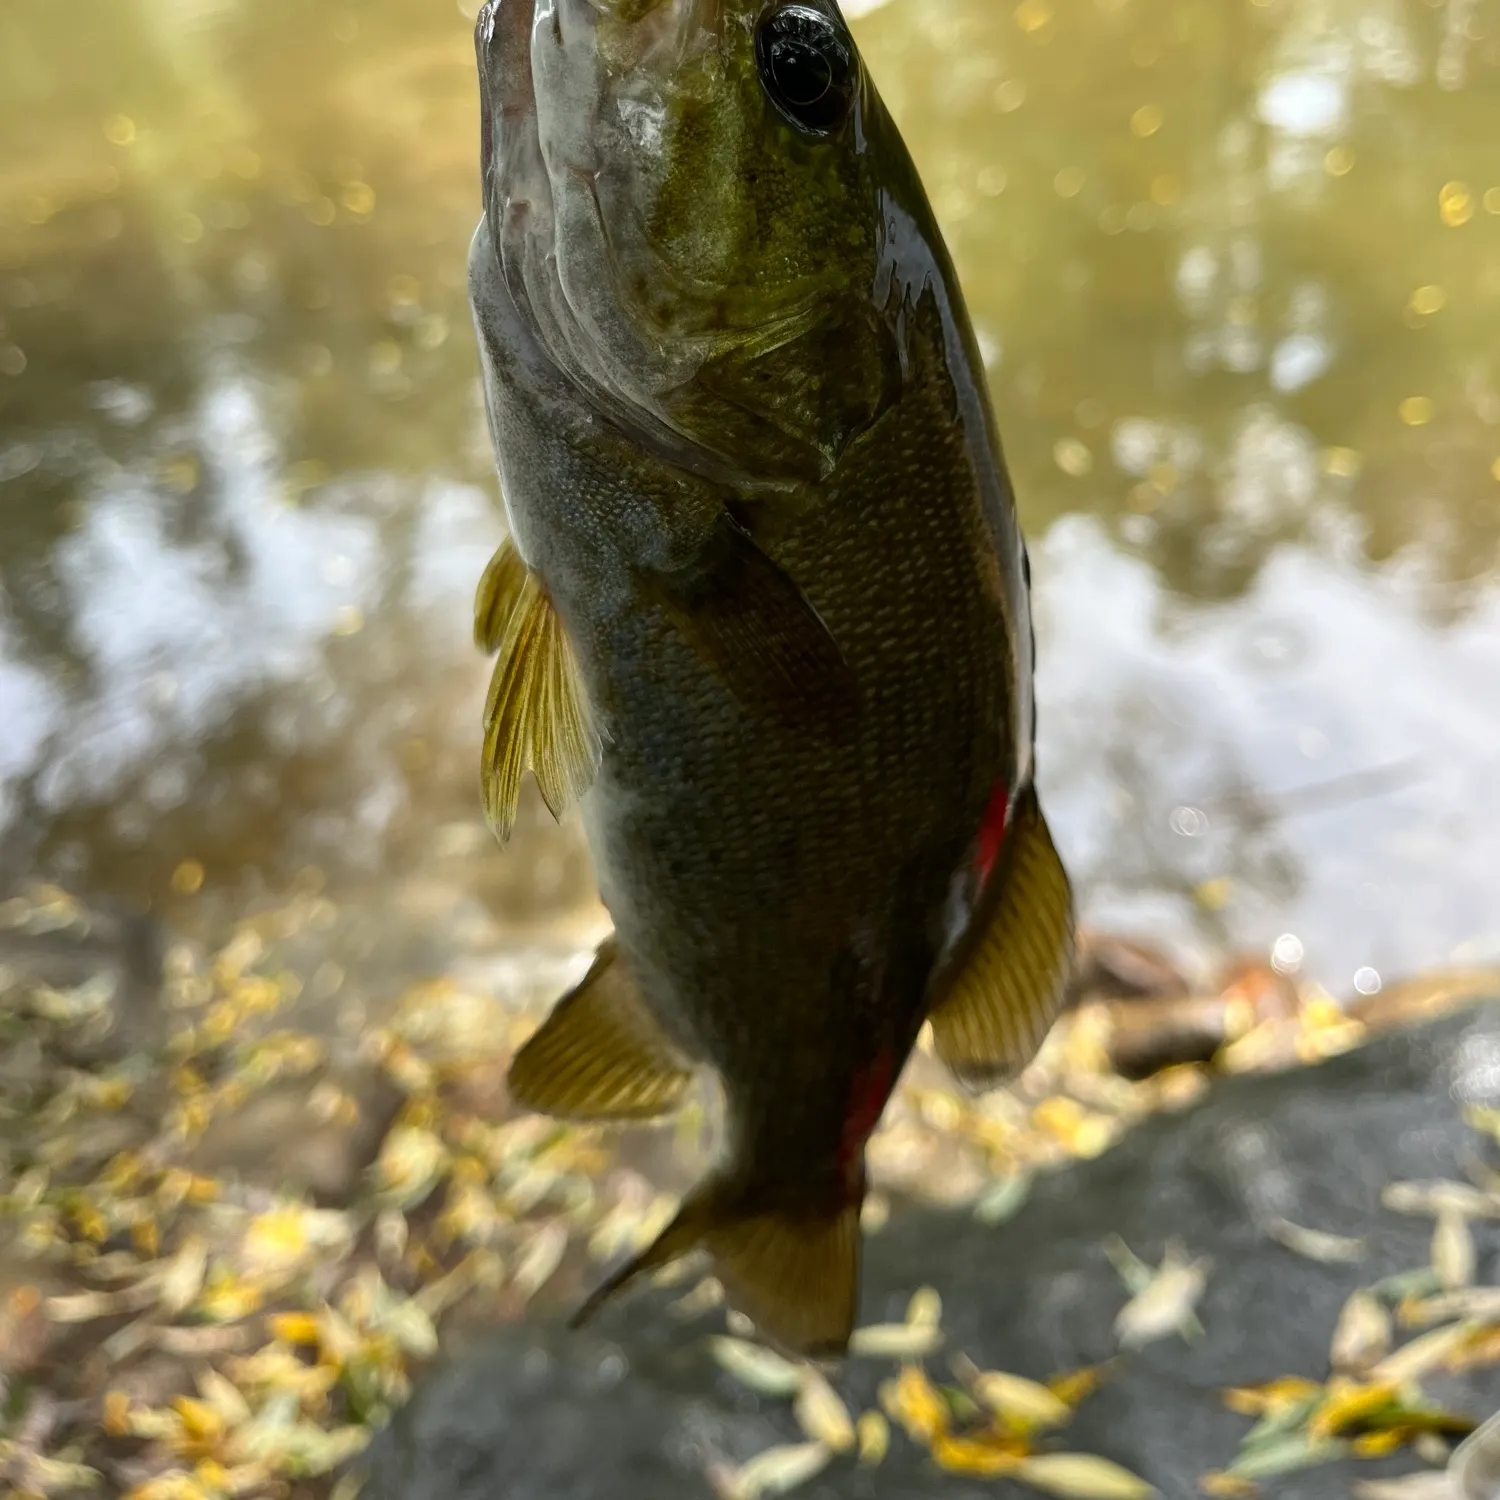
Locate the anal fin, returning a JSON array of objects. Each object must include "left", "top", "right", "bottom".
[
  {"left": 570, "top": 1178, "right": 860, "bottom": 1358},
  {"left": 508, "top": 940, "right": 692, "bottom": 1122},
  {"left": 479, "top": 552, "right": 602, "bottom": 843},
  {"left": 929, "top": 783, "right": 1075, "bottom": 1089}
]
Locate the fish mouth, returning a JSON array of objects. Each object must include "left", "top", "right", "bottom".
[{"left": 474, "top": 0, "right": 811, "bottom": 489}]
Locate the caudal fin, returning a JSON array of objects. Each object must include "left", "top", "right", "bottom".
[{"left": 571, "top": 1181, "right": 861, "bottom": 1358}]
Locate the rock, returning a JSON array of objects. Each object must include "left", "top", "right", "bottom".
[{"left": 361, "top": 1005, "right": 1500, "bottom": 1500}]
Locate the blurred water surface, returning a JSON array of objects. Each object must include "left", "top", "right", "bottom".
[{"left": 0, "top": 0, "right": 1497, "bottom": 991}]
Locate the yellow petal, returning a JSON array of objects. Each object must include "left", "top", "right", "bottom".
[
  {"left": 1307, "top": 1380, "right": 1399, "bottom": 1439},
  {"left": 1049, "top": 1363, "right": 1115, "bottom": 1408},
  {"left": 172, "top": 1396, "right": 224, "bottom": 1442},
  {"left": 856, "top": 1411, "right": 889, "bottom": 1466},
  {"left": 1197, "top": 1473, "right": 1258, "bottom": 1498},
  {"left": 242, "top": 1208, "right": 310, "bottom": 1276},
  {"left": 932, "top": 1433, "right": 1025, "bottom": 1477},
  {"left": 879, "top": 1363, "right": 949, "bottom": 1442},
  {"left": 103, "top": 1390, "right": 133, "bottom": 1437},
  {"left": 1221, "top": 1377, "right": 1323, "bottom": 1416},
  {"left": 269, "top": 1311, "right": 322, "bottom": 1347}
]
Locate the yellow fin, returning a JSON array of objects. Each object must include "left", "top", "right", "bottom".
[
  {"left": 572, "top": 1183, "right": 861, "bottom": 1358},
  {"left": 473, "top": 535, "right": 529, "bottom": 653},
  {"left": 646, "top": 513, "right": 860, "bottom": 738},
  {"left": 930, "top": 783, "right": 1075, "bottom": 1089},
  {"left": 507, "top": 940, "right": 692, "bottom": 1122},
  {"left": 480, "top": 565, "right": 601, "bottom": 843}
]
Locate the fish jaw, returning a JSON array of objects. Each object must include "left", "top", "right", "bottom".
[
  {"left": 474, "top": 0, "right": 712, "bottom": 409},
  {"left": 472, "top": 0, "right": 895, "bottom": 489}
]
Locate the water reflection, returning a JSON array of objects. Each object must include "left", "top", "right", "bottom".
[{"left": 0, "top": 0, "right": 1497, "bottom": 988}]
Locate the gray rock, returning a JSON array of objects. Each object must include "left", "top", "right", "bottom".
[{"left": 364, "top": 1004, "right": 1500, "bottom": 1500}]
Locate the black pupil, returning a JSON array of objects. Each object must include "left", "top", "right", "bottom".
[
  {"left": 770, "top": 37, "right": 833, "bottom": 108},
  {"left": 756, "top": 7, "right": 855, "bottom": 135}
]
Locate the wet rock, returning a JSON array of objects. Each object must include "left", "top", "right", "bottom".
[{"left": 364, "top": 1003, "right": 1500, "bottom": 1500}]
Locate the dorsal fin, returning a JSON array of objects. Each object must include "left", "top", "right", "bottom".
[{"left": 928, "top": 783, "right": 1075, "bottom": 1089}]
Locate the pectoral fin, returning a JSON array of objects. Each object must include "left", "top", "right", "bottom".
[
  {"left": 473, "top": 536, "right": 529, "bottom": 653},
  {"left": 644, "top": 514, "right": 860, "bottom": 739},
  {"left": 507, "top": 940, "right": 692, "bottom": 1122},
  {"left": 478, "top": 548, "right": 602, "bottom": 843},
  {"left": 571, "top": 1178, "right": 860, "bottom": 1358},
  {"left": 929, "top": 784, "right": 1075, "bottom": 1089}
]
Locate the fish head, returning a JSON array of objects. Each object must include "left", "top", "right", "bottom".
[{"left": 474, "top": 0, "right": 903, "bottom": 486}]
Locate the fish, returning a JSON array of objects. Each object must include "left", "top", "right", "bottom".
[{"left": 467, "top": 0, "right": 1074, "bottom": 1356}]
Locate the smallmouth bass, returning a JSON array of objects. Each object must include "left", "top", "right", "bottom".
[{"left": 468, "top": 0, "right": 1073, "bottom": 1355}]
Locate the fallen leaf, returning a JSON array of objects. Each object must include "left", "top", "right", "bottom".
[
  {"left": 1114, "top": 1250, "right": 1209, "bottom": 1348},
  {"left": 727, "top": 1441, "right": 833, "bottom": 1500},
  {"left": 856, "top": 1410, "right": 889, "bottom": 1466},
  {"left": 970, "top": 1368, "right": 1072, "bottom": 1431},
  {"left": 906, "top": 1286, "right": 943, "bottom": 1330},
  {"left": 1197, "top": 1475, "right": 1259, "bottom": 1499},
  {"left": 1351, "top": 1476, "right": 1459, "bottom": 1499},
  {"left": 879, "top": 1363, "right": 949, "bottom": 1442},
  {"left": 794, "top": 1371, "right": 854, "bottom": 1452},
  {"left": 1049, "top": 1363, "right": 1116, "bottom": 1408},
  {"left": 1263, "top": 1215, "right": 1366, "bottom": 1264},
  {"left": 1382, "top": 1180, "right": 1500, "bottom": 1220},
  {"left": 850, "top": 1322, "right": 944, "bottom": 1359},
  {"left": 1014, "top": 1451, "right": 1158, "bottom": 1498},
  {"left": 932, "top": 1433, "right": 1025, "bottom": 1477},
  {"left": 1221, "top": 1377, "right": 1324, "bottom": 1418},
  {"left": 1307, "top": 1379, "right": 1399, "bottom": 1439},
  {"left": 1432, "top": 1207, "right": 1475, "bottom": 1290},
  {"left": 709, "top": 1337, "right": 804, "bottom": 1398},
  {"left": 1330, "top": 1290, "right": 1391, "bottom": 1374},
  {"left": 1228, "top": 1431, "right": 1348, "bottom": 1480},
  {"left": 974, "top": 1174, "right": 1033, "bottom": 1226},
  {"left": 1372, "top": 1321, "right": 1478, "bottom": 1383}
]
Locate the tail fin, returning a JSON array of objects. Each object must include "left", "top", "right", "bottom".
[{"left": 571, "top": 1180, "right": 861, "bottom": 1357}]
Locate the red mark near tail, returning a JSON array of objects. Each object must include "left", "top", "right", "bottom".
[
  {"left": 975, "top": 780, "right": 1011, "bottom": 885},
  {"left": 837, "top": 1048, "right": 895, "bottom": 1190}
]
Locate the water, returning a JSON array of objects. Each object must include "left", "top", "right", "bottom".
[{"left": 1, "top": 0, "right": 1497, "bottom": 995}]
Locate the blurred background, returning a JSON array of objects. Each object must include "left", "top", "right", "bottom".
[
  {"left": 3, "top": 0, "right": 1500, "bottom": 1495},
  {"left": 3, "top": 0, "right": 1498, "bottom": 999}
]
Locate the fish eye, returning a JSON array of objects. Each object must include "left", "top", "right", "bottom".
[{"left": 755, "top": 6, "right": 858, "bottom": 138}]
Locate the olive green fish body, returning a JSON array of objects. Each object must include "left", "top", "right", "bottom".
[{"left": 469, "top": 0, "right": 1072, "bottom": 1354}]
